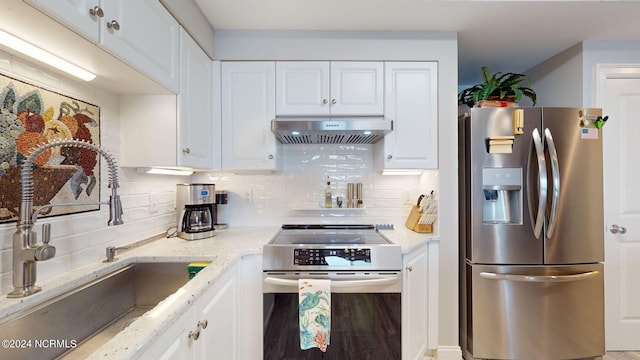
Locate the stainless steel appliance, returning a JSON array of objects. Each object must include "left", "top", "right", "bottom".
[
  {"left": 459, "top": 107, "right": 605, "bottom": 360},
  {"left": 263, "top": 224, "right": 402, "bottom": 359},
  {"left": 176, "top": 184, "right": 215, "bottom": 240},
  {"left": 271, "top": 117, "right": 393, "bottom": 144}
]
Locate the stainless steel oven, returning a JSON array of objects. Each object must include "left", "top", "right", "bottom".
[{"left": 262, "top": 224, "right": 403, "bottom": 360}]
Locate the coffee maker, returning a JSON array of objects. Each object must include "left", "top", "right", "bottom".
[{"left": 176, "top": 184, "right": 215, "bottom": 240}]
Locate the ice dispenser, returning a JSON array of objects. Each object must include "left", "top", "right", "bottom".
[{"left": 482, "top": 168, "right": 522, "bottom": 224}]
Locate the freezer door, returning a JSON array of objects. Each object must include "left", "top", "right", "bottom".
[
  {"left": 465, "top": 263, "right": 604, "bottom": 360},
  {"left": 464, "top": 108, "right": 543, "bottom": 264},
  {"left": 541, "top": 108, "right": 604, "bottom": 264}
]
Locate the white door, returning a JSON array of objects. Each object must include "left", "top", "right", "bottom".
[
  {"left": 276, "top": 61, "right": 330, "bottom": 115},
  {"left": 330, "top": 62, "right": 384, "bottom": 115},
  {"left": 597, "top": 65, "right": 640, "bottom": 350}
]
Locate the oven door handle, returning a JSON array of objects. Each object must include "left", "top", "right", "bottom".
[{"left": 264, "top": 276, "right": 400, "bottom": 289}]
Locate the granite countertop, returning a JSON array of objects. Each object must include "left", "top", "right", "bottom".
[{"left": 0, "top": 225, "right": 436, "bottom": 359}]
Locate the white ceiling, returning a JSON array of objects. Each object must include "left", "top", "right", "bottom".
[{"left": 194, "top": 0, "right": 640, "bottom": 85}]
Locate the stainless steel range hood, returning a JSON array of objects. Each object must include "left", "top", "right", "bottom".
[{"left": 271, "top": 117, "right": 393, "bottom": 144}]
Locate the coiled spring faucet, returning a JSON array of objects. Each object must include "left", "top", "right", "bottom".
[{"left": 8, "top": 139, "right": 124, "bottom": 298}]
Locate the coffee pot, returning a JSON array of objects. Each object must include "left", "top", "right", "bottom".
[{"left": 176, "top": 184, "right": 215, "bottom": 240}]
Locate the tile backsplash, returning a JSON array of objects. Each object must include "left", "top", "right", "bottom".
[{"left": 193, "top": 144, "right": 438, "bottom": 227}]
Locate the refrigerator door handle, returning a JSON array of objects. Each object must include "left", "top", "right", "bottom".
[
  {"left": 527, "top": 128, "right": 547, "bottom": 239},
  {"left": 544, "top": 128, "right": 561, "bottom": 238},
  {"left": 479, "top": 270, "right": 600, "bottom": 283}
]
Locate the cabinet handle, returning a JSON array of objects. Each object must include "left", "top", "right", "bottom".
[
  {"left": 89, "top": 6, "right": 104, "bottom": 18},
  {"left": 406, "top": 266, "right": 413, "bottom": 272},
  {"left": 609, "top": 224, "right": 627, "bottom": 234},
  {"left": 188, "top": 328, "right": 200, "bottom": 341},
  {"left": 106, "top": 20, "right": 120, "bottom": 31},
  {"left": 322, "top": 99, "right": 328, "bottom": 105},
  {"left": 198, "top": 319, "right": 208, "bottom": 329},
  {"left": 387, "top": 155, "right": 393, "bottom": 160},
  {"left": 331, "top": 99, "right": 337, "bottom": 105},
  {"left": 268, "top": 154, "right": 274, "bottom": 160},
  {"left": 182, "top": 148, "right": 191, "bottom": 155}
]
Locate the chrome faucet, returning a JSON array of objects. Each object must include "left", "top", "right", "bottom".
[{"left": 8, "top": 139, "right": 124, "bottom": 298}]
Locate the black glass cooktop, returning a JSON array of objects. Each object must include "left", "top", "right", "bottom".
[{"left": 271, "top": 224, "right": 391, "bottom": 245}]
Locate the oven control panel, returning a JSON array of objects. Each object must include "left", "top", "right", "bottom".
[{"left": 294, "top": 248, "right": 371, "bottom": 266}]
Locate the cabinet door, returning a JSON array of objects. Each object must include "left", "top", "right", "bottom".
[
  {"left": 330, "top": 62, "right": 384, "bottom": 115},
  {"left": 142, "top": 306, "right": 193, "bottom": 360},
  {"left": 25, "top": 0, "right": 100, "bottom": 42},
  {"left": 276, "top": 62, "right": 330, "bottom": 116},
  {"left": 194, "top": 267, "right": 238, "bottom": 360},
  {"left": 178, "top": 28, "right": 214, "bottom": 170},
  {"left": 402, "top": 244, "right": 428, "bottom": 360},
  {"left": 100, "top": 0, "right": 180, "bottom": 92},
  {"left": 378, "top": 62, "right": 438, "bottom": 170},
  {"left": 236, "top": 255, "right": 263, "bottom": 360},
  {"left": 221, "top": 62, "right": 279, "bottom": 171}
]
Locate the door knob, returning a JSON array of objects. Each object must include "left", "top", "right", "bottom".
[
  {"left": 106, "top": 20, "right": 120, "bottom": 31},
  {"left": 89, "top": 6, "right": 104, "bottom": 17},
  {"left": 609, "top": 224, "right": 627, "bottom": 234}
]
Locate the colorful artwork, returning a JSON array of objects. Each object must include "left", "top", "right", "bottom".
[{"left": 0, "top": 72, "right": 100, "bottom": 223}]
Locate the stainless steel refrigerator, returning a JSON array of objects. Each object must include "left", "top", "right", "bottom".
[{"left": 459, "top": 107, "right": 605, "bottom": 360}]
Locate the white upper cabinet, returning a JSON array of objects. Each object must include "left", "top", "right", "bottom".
[
  {"left": 26, "top": 0, "right": 180, "bottom": 93},
  {"left": 221, "top": 62, "right": 280, "bottom": 171},
  {"left": 120, "top": 31, "right": 213, "bottom": 169},
  {"left": 376, "top": 62, "right": 438, "bottom": 170},
  {"left": 276, "top": 61, "right": 383, "bottom": 116},
  {"left": 276, "top": 62, "right": 329, "bottom": 116},
  {"left": 25, "top": 0, "right": 101, "bottom": 42},
  {"left": 100, "top": 0, "right": 179, "bottom": 92},
  {"left": 178, "top": 29, "right": 216, "bottom": 170}
]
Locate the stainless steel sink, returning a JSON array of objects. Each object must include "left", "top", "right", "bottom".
[{"left": 0, "top": 262, "right": 196, "bottom": 360}]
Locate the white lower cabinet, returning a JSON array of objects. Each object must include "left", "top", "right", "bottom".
[
  {"left": 145, "top": 248, "right": 429, "bottom": 360},
  {"left": 144, "top": 262, "right": 239, "bottom": 359},
  {"left": 402, "top": 244, "right": 429, "bottom": 360},
  {"left": 144, "top": 255, "right": 264, "bottom": 359}
]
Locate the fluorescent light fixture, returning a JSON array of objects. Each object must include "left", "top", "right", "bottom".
[
  {"left": 382, "top": 170, "right": 423, "bottom": 176},
  {"left": 137, "top": 167, "right": 194, "bottom": 176},
  {"left": 0, "top": 29, "right": 96, "bottom": 81}
]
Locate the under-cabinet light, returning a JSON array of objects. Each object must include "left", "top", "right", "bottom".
[
  {"left": 382, "top": 170, "right": 423, "bottom": 176},
  {"left": 0, "top": 29, "right": 96, "bottom": 81},
  {"left": 137, "top": 167, "right": 194, "bottom": 176}
]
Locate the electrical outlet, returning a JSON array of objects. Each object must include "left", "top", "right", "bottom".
[
  {"left": 403, "top": 191, "right": 413, "bottom": 205},
  {"left": 149, "top": 193, "right": 159, "bottom": 214}
]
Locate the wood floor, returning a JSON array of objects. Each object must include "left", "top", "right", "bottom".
[{"left": 263, "top": 293, "right": 402, "bottom": 360}]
